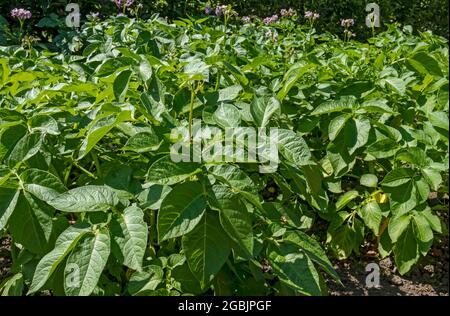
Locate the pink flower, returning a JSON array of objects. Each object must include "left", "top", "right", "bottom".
[
  {"left": 10, "top": 8, "right": 32, "bottom": 20},
  {"left": 305, "top": 11, "right": 319, "bottom": 21},
  {"left": 263, "top": 15, "right": 279, "bottom": 25}
]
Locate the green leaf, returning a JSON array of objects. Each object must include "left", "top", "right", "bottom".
[
  {"left": 344, "top": 118, "right": 371, "bottom": 155},
  {"left": 6, "top": 133, "right": 42, "bottom": 168},
  {"left": 267, "top": 242, "right": 322, "bottom": 296},
  {"left": 277, "top": 63, "right": 311, "bottom": 101},
  {"left": 388, "top": 213, "right": 411, "bottom": 243},
  {"left": 28, "top": 225, "right": 90, "bottom": 294},
  {"left": 335, "top": 190, "right": 359, "bottom": 211},
  {"left": 396, "top": 147, "right": 428, "bottom": 167},
  {"left": 381, "top": 168, "right": 415, "bottom": 188},
  {"left": 284, "top": 231, "right": 339, "bottom": 282},
  {"left": 213, "top": 185, "right": 253, "bottom": 258},
  {"left": 113, "top": 69, "right": 132, "bottom": 102},
  {"left": 358, "top": 201, "right": 382, "bottom": 235},
  {"left": 360, "top": 174, "right": 378, "bottom": 188},
  {"left": 393, "top": 224, "right": 419, "bottom": 275},
  {"left": 123, "top": 132, "right": 160, "bottom": 153},
  {"left": 48, "top": 185, "right": 119, "bottom": 213},
  {"left": 79, "top": 112, "right": 131, "bottom": 159},
  {"left": 111, "top": 205, "right": 148, "bottom": 271},
  {"left": 0, "top": 188, "right": 20, "bottom": 231},
  {"left": 146, "top": 156, "right": 200, "bottom": 186},
  {"left": 213, "top": 103, "right": 241, "bottom": 128},
  {"left": 412, "top": 212, "right": 433, "bottom": 244},
  {"left": 182, "top": 212, "right": 231, "bottom": 289},
  {"left": 277, "top": 129, "right": 312, "bottom": 167},
  {"left": 158, "top": 182, "right": 206, "bottom": 242},
  {"left": 408, "top": 52, "right": 443, "bottom": 77},
  {"left": 127, "top": 265, "right": 164, "bottom": 295},
  {"left": 328, "top": 114, "right": 350, "bottom": 141},
  {"left": 384, "top": 77, "right": 406, "bottom": 95},
  {"left": 311, "top": 96, "right": 355, "bottom": 115},
  {"left": 208, "top": 164, "right": 256, "bottom": 193},
  {"left": 20, "top": 168, "right": 67, "bottom": 202},
  {"left": 421, "top": 167, "right": 442, "bottom": 191},
  {"left": 64, "top": 228, "right": 111, "bottom": 296},
  {"left": 29, "top": 115, "right": 59, "bottom": 135},
  {"left": 250, "top": 95, "right": 280, "bottom": 127},
  {"left": 8, "top": 192, "right": 54, "bottom": 255}
]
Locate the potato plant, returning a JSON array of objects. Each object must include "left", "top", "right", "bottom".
[{"left": 0, "top": 13, "right": 448, "bottom": 296}]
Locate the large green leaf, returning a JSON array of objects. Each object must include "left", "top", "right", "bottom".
[
  {"left": 113, "top": 69, "right": 132, "bottom": 102},
  {"left": 284, "top": 231, "right": 339, "bottom": 282},
  {"left": 0, "top": 187, "right": 20, "bottom": 231},
  {"left": 6, "top": 133, "right": 42, "bottom": 168},
  {"left": 20, "top": 168, "right": 67, "bottom": 202},
  {"left": 213, "top": 185, "right": 253, "bottom": 257},
  {"left": 146, "top": 156, "right": 201, "bottom": 185},
  {"left": 393, "top": 224, "right": 419, "bottom": 275},
  {"left": 358, "top": 201, "right": 382, "bottom": 235},
  {"left": 250, "top": 95, "right": 280, "bottom": 127},
  {"left": 48, "top": 185, "right": 119, "bottom": 213},
  {"left": 8, "top": 192, "right": 55, "bottom": 255},
  {"left": 182, "top": 212, "right": 231, "bottom": 289},
  {"left": 158, "top": 182, "right": 207, "bottom": 242},
  {"left": 277, "top": 129, "right": 312, "bottom": 167},
  {"left": 28, "top": 225, "right": 90, "bottom": 294},
  {"left": 64, "top": 228, "right": 111, "bottom": 296},
  {"left": 111, "top": 205, "right": 148, "bottom": 271},
  {"left": 267, "top": 242, "right": 322, "bottom": 296}
]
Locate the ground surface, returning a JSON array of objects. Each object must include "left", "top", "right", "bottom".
[{"left": 325, "top": 238, "right": 449, "bottom": 296}]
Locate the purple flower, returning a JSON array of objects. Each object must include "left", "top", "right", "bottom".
[
  {"left": 305, "top": 10, "right": 319, "bottom": 21},
  {"left": 263, "top": 15, "right": 279, "bottom": 25},
  {"left": 242, "top": 16, "right": 251, "bottom": 23},
  {"left": 215, "top": 5, "right": 227, "bottom": 17},
  {"left": 115, "top": 0, "right": 122, "bottom": 8},
  {"left": 126, "top": 0, "right": 134, "bottom": 6},
  {"left": 205, "top": 5, "right": 212, "bottom": 15},
  {"left": 10, "top": 8, "right": 32, "bottom": 20}
]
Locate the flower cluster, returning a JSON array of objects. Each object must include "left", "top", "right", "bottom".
[
  {"left": 263, "top": 15, "right": 279, "bottom": 25},
  {"left": 215, "top": 5, "right": 228, "bottom": 17},
  {"left": 280, "top": 8, "right": 295, "bottom": 17},
  {"left": 205, "top": 5, "right": 213, "bottom": 15},
  {"left": 242, "top": 16, "right": 251, "bottom": 23},
  {"left": 10, "top": 8, "right": 32, "bottom": 20},
  {"left": 265, "top": 29, "right": 278, "bottom": 42},
  {"left": 340, "top": 18, "right": 355, "bottom": 27},
  {"left": 115, "top": 0, "right": 134, "bottom": 8},
  {"left": 304, "top": 11, "right": 320, "bottom": 20}
]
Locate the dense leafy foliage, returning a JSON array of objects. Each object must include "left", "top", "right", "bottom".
[
  {"left": 0, "top": 0, "right": 448, "bottom": 47},
  {"left": 0, "top": 12, "right": 448, "bottom": 296}
]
